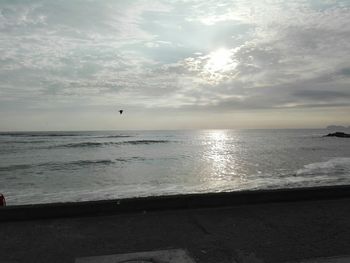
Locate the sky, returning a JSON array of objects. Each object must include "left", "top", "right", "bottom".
[{"left": 0, "top": 0, "right": 350, "bottom": 131}]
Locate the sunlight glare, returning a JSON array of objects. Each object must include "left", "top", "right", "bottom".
[
  {"left": 204, "top": 130, "right": 236, "bottom": 181},
  {"left": 205, "top": 48, "right": 234, "bottom": 73}
]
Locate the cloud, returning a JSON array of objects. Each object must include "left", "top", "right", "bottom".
[
  {"left": 293, "top": 90, "right": 350, "bottom": 100},
  {"left": 1, "top": 0, "right": 350, "bottom": 130}
]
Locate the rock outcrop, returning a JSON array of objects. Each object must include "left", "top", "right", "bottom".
[{"left": 324, "top": 132, "right": 350, "bottom": 138}]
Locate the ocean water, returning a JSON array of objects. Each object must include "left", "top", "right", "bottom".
[{"left": 1, "top": 129, "right": 350, "bottom": 206}]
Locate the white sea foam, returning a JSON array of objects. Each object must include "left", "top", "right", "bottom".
[{"left": 296, "top": 157, "right": 350, "bottom": 176}]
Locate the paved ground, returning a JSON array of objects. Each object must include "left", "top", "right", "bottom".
[{"left": 1, "top": 197, "right": 350, "bottom": 263}]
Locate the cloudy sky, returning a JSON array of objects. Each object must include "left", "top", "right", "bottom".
[{"left": 1, "top": 0, "right": 350, "bottom": 130}]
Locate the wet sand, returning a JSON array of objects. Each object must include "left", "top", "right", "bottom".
[{"left": 1, "top": 186, "right": 350, "bottom": 262}]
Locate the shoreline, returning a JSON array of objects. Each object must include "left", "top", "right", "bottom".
[
  {"left": 2, "top": 184, "right": 350, "bottom": 221},
  {"left": 1, "top": 185, "right": 350, "bottom": 262}
]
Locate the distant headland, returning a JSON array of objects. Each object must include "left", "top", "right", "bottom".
[{"left": 326, "top": 125, "right": 350, "bottom": 130}]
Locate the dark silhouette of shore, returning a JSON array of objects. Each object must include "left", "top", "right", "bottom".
[
  {"left": 1, "top": 185, "right": 350, "bottom": 262},
  {"left": 324, "top": 132, "right": 350, "bottom": 138}
]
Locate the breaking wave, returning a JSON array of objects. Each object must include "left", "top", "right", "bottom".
[
  {"left": 0, "top": 140, "right": 49, "bottom": 144},
  {"left": 57, "top": 142, "right": 104, "bottom": 148},
  {"left": 124, "top": 140, "right": 170, "bottom": 145},
  {"left": 0, "top": 132, "right": 84, "bottom": 137},
  {"left": 100, "top": 135, "right": 133, "bottom": 138},
  {"left": 53, "top": 140, "right": 171, "bottom": 148},
  {"left": 0, "top": 157, "right": 152, "bottom": 172},
  {"left": 0, "top": 164, "right": 33, "bottom": 171},
  {"left": 296, "top": 157, "right": 350, "bottom": 176},
  {"left": 0, "top": 132, "right": 133, "bottom": 138},
  {"left": 0, "top": 159, "right": 115, "bottom": 172}
]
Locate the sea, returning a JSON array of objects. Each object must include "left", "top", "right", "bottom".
[{"left": 1, "top": 129, "right": 350, "bottom": 206}]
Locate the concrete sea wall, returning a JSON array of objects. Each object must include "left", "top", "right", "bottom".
[{"left": 1, "top": 185, "right": 350, "bottom": 221}]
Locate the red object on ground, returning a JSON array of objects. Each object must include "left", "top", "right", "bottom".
[{"left": 0, "top": 193, "right": 6, "bottom": 207}]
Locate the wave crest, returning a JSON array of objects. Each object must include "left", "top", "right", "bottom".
[
  {"left": 0, "top": 133, "right": 83, "bottom": 137},
  {"left": 54, "top": 140, "right": 171, "bottom": 148},
  {"left": 0, "top": 159, "right": 115, "bottom": 172},
  {"left": 296, "top": 157, "right": 350, "bottom": 176}
]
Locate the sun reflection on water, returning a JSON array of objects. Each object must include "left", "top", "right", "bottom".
[{"left": 203, "top": 130, "right": 238, "bottom": 182}]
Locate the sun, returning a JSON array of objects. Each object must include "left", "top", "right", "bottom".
[{"left": 205, "top": 48, "right": 234, "bottom": 73}]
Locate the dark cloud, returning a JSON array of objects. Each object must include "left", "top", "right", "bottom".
[
  {"left": 338, "top": 67, "right": 350, "bottom": 76},
  {"left": 293, "top": 90, "right": 350, "bottom": 100}
]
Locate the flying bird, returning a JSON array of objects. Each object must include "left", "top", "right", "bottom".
[{"left": 119, "top": 110, "right": 123, "bottom": 115}]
